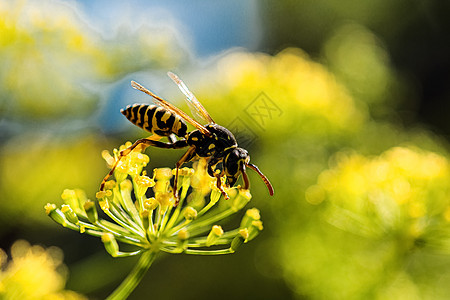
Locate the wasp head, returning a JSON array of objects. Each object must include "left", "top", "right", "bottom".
[
  {"left": 224, "top": 148, "right": 249, "bottom": 187},
  {"left": 224, "top": 147, "right": 274, "bottom": 196}
]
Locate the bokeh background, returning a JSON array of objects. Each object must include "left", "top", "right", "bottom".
[{"left": 1, "top": 0, "right": 450, "bottom": 299}]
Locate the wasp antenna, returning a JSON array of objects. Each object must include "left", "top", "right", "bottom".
[{"left": 246, "top": 163, "right": 274, "bottom": 196}]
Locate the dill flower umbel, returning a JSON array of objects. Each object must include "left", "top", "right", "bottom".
[{"left": 45, "top": 142, "right": 263, "bottom": 299}]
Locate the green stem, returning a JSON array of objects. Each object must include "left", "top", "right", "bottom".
[{"left": 106, "top": 250, "right": 158, "bottom": 300}]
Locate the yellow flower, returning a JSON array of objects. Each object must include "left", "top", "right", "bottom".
[{"left": 315, "top": 146, "right": 450, "bottom": 239}]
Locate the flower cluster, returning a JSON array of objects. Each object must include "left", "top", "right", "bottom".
[
  {"left": 307, "top": 146, "right": 450, "bottom": 243},
  {"left": 282, "top": 146, "right": 450, "bottom": 299},
  {"left": 45, "top": 142, "right": 263, "bottom": 258}
]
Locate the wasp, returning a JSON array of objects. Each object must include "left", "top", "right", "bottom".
[{"left": 100, "top": 72, "right": 274, "bottom": 203}]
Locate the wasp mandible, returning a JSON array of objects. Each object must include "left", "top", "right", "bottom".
[{"left": 100, "top": 72, "right": 274, "bottom": 203}]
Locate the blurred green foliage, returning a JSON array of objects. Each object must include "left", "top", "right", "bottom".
[
  {"left": 0, "top": 134, "right": 105, "bottom": 227},
  {"left": 1, "top": 0, "right": 450, "bottom": 299},
  {"left": 186, "top": 48, "right": 450, "bottom": 299}
]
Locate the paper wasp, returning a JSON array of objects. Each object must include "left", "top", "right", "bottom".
[{"left": 100, "top": 72, "right": 274, "bottom": 203}]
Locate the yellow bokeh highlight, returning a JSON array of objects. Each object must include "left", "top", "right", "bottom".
[{"left": 0, "top": 240, "right": 86, "bottom": 300}]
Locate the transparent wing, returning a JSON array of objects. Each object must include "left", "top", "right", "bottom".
[
  {"left": 131, "top": 80, "right": 211, "bottom": 136},
  {"left": 167, "top": 72, "right": 215, "bottom": 124}
]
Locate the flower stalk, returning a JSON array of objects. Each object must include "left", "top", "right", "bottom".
[{"left": 106, "top": 250, "right": 158, "bottom": 300}]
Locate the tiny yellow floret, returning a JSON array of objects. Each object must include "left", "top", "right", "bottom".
[
  {"left": 183, "top": 206, "right": 198, "bottom": 220},
  {"left": 44, "top": 203, "right": 57, "bottom": 215},
  {"left": 239, "top": 228, "right": 249, "bottom": 239},
  {"left": 212, "top": 225, "right": 224, "bottom": 236},
  {"left": 246, "top": 208, "right": 261, "bottom": 220},
  {"left": 178, "top": 228, "right": 190, "bottom": 240}
]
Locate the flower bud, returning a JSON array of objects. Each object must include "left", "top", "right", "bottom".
[
  {"left": 230, "top": 189, "right": 252, "bottom": 211},
  {"left": 230, "top": 231, "right": 247, "bottom": 252},
  {"left": 98, "top": 199, "right": 110, "bottom": 211},
  {"left": 240, "top": 208, "right": 261, "bottom": 228},
  {"left": 183, "top": 207, "right": 198, "bottom": 221},
  {"left": 209, "top": 189, "right": 221, "bottom": 206},
  {"left": 206, "top": 225, "right": 224, "bottom": 246},
  {"left": 61, "top": 189, "right": 87, "bottom": 213},
  {"left": 84, "top": 200, "right": 98, "bottom": 223},
  {"left": 247, "top": 220, "right": 264, "bottom": 241},
  {"left": 176, "top": 228, "right": 190, "bottom": 253},
  {"left": 178, "top": 228, "right": 190, "bottom": 240},
  {"left": 101, "top": 233, "right": 119, "bottom": 257},
  {"left": 140, "top": 209, "right": 150, "bottom": 231},
  {"left": 155, "top": 192, "right": 175, "bottom": 214},
  {"left": 45, "top": 204, "right": 67, "bottom": 227},
  {"left": 102, "top": 150, "right": 116, "bottom": 168},
  {"left": 144, "top": 197, "right": 159, "bottom": 211},
  {"left": 61, "top": 204, "right": 79, "bottom": 224},
  {"left": 120, "top": 179, "right": 133, "bottom": 192}
]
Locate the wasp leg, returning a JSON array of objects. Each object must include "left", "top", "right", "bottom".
[
  {"left": 173, "top": 146, "right": 197, "bottom": 205},
  {"left": 207, "top": 157, "right": 229, "bottom": 200},
  {"left": 214, "top": 173, "right": 229, "bottom": 200},
  {"left": 100, "top": 137, "right": 188, "bottom": 191}
]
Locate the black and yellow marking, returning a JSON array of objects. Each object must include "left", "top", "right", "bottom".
[{"left": 121, "top": 104, "right": 188, "bottom": 137}]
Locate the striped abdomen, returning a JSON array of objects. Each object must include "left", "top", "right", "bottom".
[{"left": 121, "top": 104, "right": 188, "bottom": 137}]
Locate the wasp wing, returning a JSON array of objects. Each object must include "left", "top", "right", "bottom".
[
  {"left": 167, "top": 72, "right": 215, "bottom": 125},
  {"left": 131, "top": 80, "right": 211, "bottom": 136}
]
